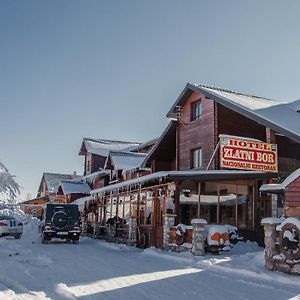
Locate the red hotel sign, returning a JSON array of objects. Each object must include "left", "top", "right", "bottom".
[{"left": 220, "top": 136, "right": 278, "bottom": 173}]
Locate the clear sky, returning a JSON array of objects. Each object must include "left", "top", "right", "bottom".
[{"left": 1, "top": 0, "right": 300, "bottom": 200}]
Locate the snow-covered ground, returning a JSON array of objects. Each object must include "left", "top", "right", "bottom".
[{"left": 0, "top": 217, "right": 300, "bottom": 300}]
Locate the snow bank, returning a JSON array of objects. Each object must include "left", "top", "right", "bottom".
[{"left": 276, "top": 217, "right": 300, "bottom": 231}]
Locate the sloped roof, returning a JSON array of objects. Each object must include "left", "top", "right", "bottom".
[
  {"left": 288, "top": 99, "right": 300, "bottom": 112},
  {"left": 60, "top": 180, "right": 91, "bottom": 195},
  {"left": 71, "top": 195, "right": 92, "bottom": 207},
  {"left": 167, "top": 83, "right": 300, "bottom": 144},
  {"left": 141, "top": 121, "right": 176, "bottom": 167},
  {"left": 260, "top": 168, "right": 300, "bottom": 193},
  {"left": 105, "top": 151, "right": 147, "bottom": 171},
  {"left": 79, "top": 138, "right": 141, "bottom": 157},
  {"left": 38, "top": 173, "right": 79, "bottom": 195},
  {"left": 130, "top": 138, "right": 158, "bottom": 153},
  {"left": 82, "top": 170, "right": 109, "bottom": 184}
]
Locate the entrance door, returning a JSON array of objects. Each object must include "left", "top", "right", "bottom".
[{"left": 152, "top": 193, "right": 163, "bottom": 248}]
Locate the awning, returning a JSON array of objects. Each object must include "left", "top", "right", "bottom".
[{"left": 91, "top": 169, "right": 275, "bottom": 196}]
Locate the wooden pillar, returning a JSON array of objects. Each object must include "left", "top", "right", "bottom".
[
  {"left": 252, "top": 185, "right": 255, "bottom": 230},
  {"left": 235, "top": 185, "right": 238, "bottom": 227},
  {"left": 217, "top": 185, "right": 220, "bottom": 224},
  {"left": 122, "top": 195, "right": 126, "bottom": 223},
  {"left": 175, "top": 182, "right": 181, "bottom": 223},
  {"left": 266, "top": 128, "right": 276, "bottom": 143},
  {"left": 197, "top": 182, "right": 201, "bottom": 218},
  {"left": 137, "top": 184, "right": 141, "bottom": 226}
]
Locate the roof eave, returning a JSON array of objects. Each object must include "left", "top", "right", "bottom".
[
  {"left": 166, "top": 83, "right": 195, "bottom": 118},
  {"left": 141, "top": 121, "right": 176, "bottom": 168}
]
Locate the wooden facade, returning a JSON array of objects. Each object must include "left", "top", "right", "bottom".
[
  {"left": 285, "top": 176, "right": 300, "bottom": 217},
  {"left": 178, "top": 93, "right": 215, "bottom": 170},
  {"left": 176, "top": 90, "right": 300, "bottom": 175},
  {"left": 20, "top": 196, "right": 49, "bottom": 219}
]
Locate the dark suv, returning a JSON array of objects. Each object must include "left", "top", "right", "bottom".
[{"left": 39, "top": 204, "right": 81, "bottom": 244}]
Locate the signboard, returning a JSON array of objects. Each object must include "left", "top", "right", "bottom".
[{"left": 220, "top": 136, "right": 278, "bottom": 173}]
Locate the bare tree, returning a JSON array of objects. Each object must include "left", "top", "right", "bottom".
[{"left": 0, "top": 161, "right": 20, "bottom": 204}]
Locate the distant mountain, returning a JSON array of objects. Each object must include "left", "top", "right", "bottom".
[{"left": 0, "top": 161, "right": 20, "bottom": 204}]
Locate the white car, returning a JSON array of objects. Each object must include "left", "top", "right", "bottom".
[{"left": 0, "top": 215, "right": 23, "bottom": 239}]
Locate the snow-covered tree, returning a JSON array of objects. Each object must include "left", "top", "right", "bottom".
[{"left": 0, "top": 161, "right": 20, "bottom": 204}]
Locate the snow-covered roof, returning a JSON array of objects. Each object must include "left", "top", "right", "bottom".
[
  {"left": 79, "top": 138, "right": 141, "bottom": 157},
  {"left": 288, "top": 99, "right": 300, "bottom": 112},
  {"left": 260, "top": 168, "right": 300, "bottom": 193},
  {"left": 130, "top": 138, "right": 158, "bottom": 153},
  {"left": 105, "top": 151, "right": 147, "bottom": 171},
  {"left": 60, "top": 180, "right": 91, "bottom": 195},
  {"left": 71, "top": 195, "right": 92, "bottom": 206},
  {"left": 91, "top": 169, "right": 274, "bottom": 196},
  {"left": 82, "top": 170, "right": 109, "bottom": 184},
  {"left": 167, "top": 83, "right": 300, "bottom": 144},
  {"left": 40, "top": 173, "right": 79, "bottom": 194}
]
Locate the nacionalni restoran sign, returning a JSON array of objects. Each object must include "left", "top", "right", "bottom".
[{"left": 220, "top": 136, "right": 278, "bottom": 173}]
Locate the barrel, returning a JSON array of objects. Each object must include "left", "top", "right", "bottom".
[
  {"left": 185, "top": 229, "right": 193, "bottom": 244},
  {"left": 169, "top": 227, "right": 177, "bottom": 244}
]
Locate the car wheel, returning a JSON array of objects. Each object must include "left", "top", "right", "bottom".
[
  {"left": 41, "top": 235, "right": 49, "bottom": 244},
  {"left": 14, "top": 234, "right": 22, "bottom": 239}
]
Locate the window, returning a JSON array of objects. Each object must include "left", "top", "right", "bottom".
[
  {"left": 191, "top": 100, "right": 201, "bottom": 121},
  {"left": 191, "top": 148, "right": 202, "bottom": 169}
]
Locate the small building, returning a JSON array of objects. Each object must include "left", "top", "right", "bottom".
[
  {"left": 56, "top": 180, "right": 91, "bottom": 203},
  {"left": 104, "top": 150, "right": 149, "bottom": 182},
  {"left": 79, "top": 138, "right": 141, "bottom": 175},
  {"left": 37, "top": 172, "right": 79, "bottom": 200},
  {"left": 19, "top": 196, "right": 49, "bottom": 219},
  {"left": 260, "top": 168, "right": 300, "bottom": 218}
]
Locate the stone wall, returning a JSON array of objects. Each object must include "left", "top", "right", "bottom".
[
  {"left": 191, "top": 219, "right": 207, "bottom": 256},
  {"left": 163, "top": 214, "right": 176, "bottom": 248},
  {"left": 262, "top": 217, "right": 300, "bottom": 275}
]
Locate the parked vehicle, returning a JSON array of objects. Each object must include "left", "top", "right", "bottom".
[
  {"left": 0, "top": 215, "right": 23, "bottom": 239},
  {"left": 38, "top": 204, "right": 81, "bottom": 244}
]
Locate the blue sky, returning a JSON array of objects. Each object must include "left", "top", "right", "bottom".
[{"left": 1, "top": 1, "right": 300, "bottom": 199}]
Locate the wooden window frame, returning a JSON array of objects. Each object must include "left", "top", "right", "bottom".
[
  {"left": 190, "top": 100, "right": 202, "bottom": 121},
  {"left": 191, "top": 148, "right": 202, "bottom": 169}
]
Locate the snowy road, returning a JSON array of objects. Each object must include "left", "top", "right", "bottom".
[{"left": 1, "top": 220, "right": 300, "bottom": 300}]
